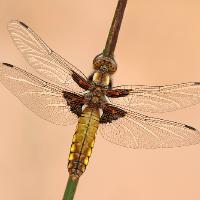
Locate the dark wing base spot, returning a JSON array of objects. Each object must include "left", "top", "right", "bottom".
[
  {"left": 63, "top": 91, "right": 84, "bottom": 117},
  {"left": 100, "top": 104, "right": 127, "bottom": 124},
  {"left": 72, "top": 71, "right": 91, "bottom": 90},
  {"left": 106, "top": 89, "right": 130, "bottom": 98}
]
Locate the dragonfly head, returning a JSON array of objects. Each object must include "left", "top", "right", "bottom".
[{"left": 93, "top": 53, "right": 117, "bottom": 74}]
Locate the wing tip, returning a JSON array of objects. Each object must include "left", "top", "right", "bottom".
[
  {"left": 2, "top": 63, "right": 14, "bottom": 68},
  {"left": 19, "top": 21, "right": 29, "bottom": 29},
  {"left": 8, "top": 20, "right": 29, "bottom": 29},
  {"left": 184, "top": 124, "right": 197, "bottom": 131}
]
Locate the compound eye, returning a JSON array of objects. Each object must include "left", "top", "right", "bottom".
[
  {"left": 108, "top": 63, "right": 117, "bottom": 74},
  {"left": 93, "top": 53, "right": 117, "bottom": 74}
]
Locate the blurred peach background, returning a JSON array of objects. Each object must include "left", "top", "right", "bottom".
[{"left": 1, "top": 0, "right": 200, "bottom": 200}]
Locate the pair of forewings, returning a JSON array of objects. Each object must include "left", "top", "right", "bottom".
[{"left": 1, "top": 20, "right": 200, "bottom": 149}]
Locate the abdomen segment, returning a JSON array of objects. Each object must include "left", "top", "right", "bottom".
[{"left": 68, "top": 106, "right": 100, "bottom": 180}]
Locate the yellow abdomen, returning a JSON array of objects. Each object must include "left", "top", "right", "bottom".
[{"left": 68, "top": 106, "right": 100, "bottom": 180}]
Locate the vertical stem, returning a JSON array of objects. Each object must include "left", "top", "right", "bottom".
[
  {"left": 62, "top": 177, "right": 79, "bottom": 200},
  {"left": 103, "top": 0, "right": 128, "bottom": 58},
  {"left": 62, "top": 0, "right": 128, "bottom": 199}
]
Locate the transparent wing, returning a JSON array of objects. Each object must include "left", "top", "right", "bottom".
[
  {"left": 108, "top": 83, "right": 200, "bottom": 113},
  {"left": 0, "top": 62, "right": 80, "bottom": 126},
  {"left": 7, "top": 20, "right": 88, "bottom": 92},
  {"left": 99, "top": 105, "right": 200, "bottom": 149}
]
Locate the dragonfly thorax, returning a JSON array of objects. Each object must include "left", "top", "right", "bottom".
[
  {"left": 92, "top": 71, "right": 110, "bottom": 87},
  {"left": 84, "top": 86, "right": 107, "bottom": 108}
]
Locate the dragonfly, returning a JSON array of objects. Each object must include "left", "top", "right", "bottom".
[{"left": 1, "top": 20, "right": 200, "bottom": 180}]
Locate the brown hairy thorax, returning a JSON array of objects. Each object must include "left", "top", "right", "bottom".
[{"left": 63, "top": 54, "right": 127, "bottom": 123}]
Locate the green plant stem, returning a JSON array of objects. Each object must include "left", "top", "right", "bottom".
[
  {"left": 62, "top": 177, "right": 79, "bottom": 200},
  {"left": 103, "top": 0, "right": 128, "bottom": 58}
]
